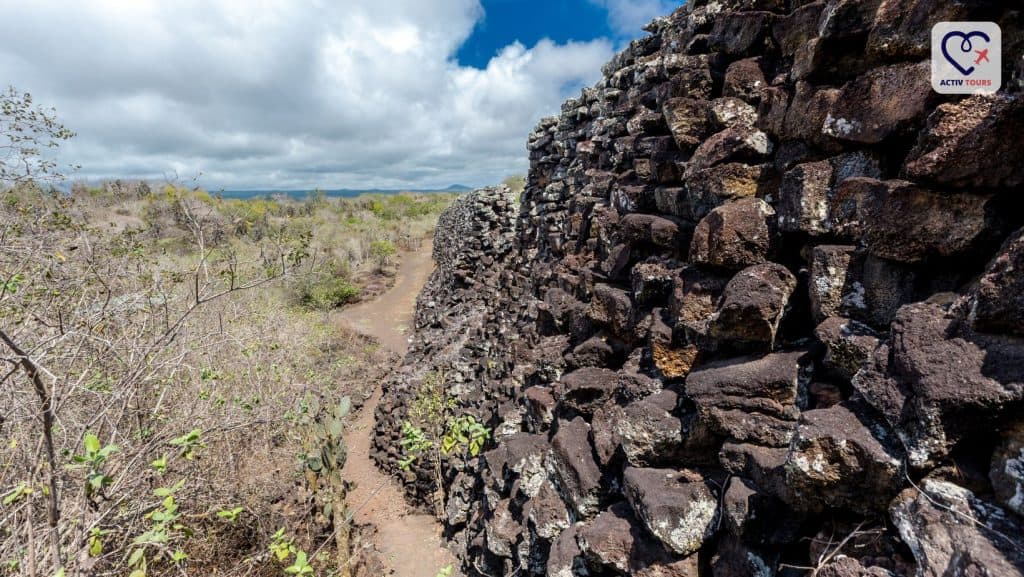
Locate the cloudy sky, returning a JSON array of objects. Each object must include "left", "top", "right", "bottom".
[{"left": 0, "top": 0, "right": 680, "bottom": 191}]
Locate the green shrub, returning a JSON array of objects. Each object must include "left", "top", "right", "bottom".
[
  {"left": 297, "top": 276, "right": 360, "bottom": 310},
  {"left": 369, "top": 239, "right": 397, "bottom": 269}
]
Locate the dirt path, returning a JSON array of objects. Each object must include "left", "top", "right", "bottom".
[{"left": 338, "top": 239, "right": 460, "bottom": 577}]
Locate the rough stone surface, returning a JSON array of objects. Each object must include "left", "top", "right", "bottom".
[
  {"left": 689, "top": 197, "right": 776, "bottom": 270},
  {"left": 890, "top": 479, "right": 1024, "bottom": 577},
  {"left": 622, "top": 467, "right": 718, "bottom": 556},
  {"left": 903, "top": 95, "right": 1024, "bottom": 189},
  {"left": 968, "top": 228, "right": 1024, "bottom": 338},
  {"left": 991, "top": 422, "right": 1024, "bottom": 517},
  {"left": 709, "top": 262, "right": 797, "bottom": 350},
  {"left": 784, "top": 402, "right": 904, "bottom": 513},
  {"left": 374, "top": 3, "right": 1024, "bottom": 575},
  {"left": 686, "top": 352, "right": 803, "bottom": 448}
]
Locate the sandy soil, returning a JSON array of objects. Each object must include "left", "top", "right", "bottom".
[{"left": 338, "top": 239, "right": 462, "bottom": 577}]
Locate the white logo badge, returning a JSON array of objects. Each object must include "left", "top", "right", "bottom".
[{"left": 932, "top": 22, "right": 1002, "bottom": 94}]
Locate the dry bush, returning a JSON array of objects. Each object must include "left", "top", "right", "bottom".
[{"left": 0, "top": 185, "right": 409, "bottom": 576}]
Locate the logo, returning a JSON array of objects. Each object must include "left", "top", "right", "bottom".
[{"left": 932, "top": 22, "right": 1001, "bottom": 94}]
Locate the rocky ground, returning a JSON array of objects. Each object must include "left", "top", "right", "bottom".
[{"left": 374, "top": 1, "right": 1024, "bottom": 576}]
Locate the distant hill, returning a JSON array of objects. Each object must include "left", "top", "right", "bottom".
[{"left": 219, "top": 184, "right": 471, "bottom": 200}]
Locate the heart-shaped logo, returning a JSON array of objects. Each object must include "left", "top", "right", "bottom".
[{"left": 941, "top": 30, "right": 991, "bottom": 76}]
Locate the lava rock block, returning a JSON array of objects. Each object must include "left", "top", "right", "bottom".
[
  {"left": 547, "top": 418, "right": 603, "bottom": 518},
  {"left": 689, "top": 198, "right": 776, "bottom": 270},
  {"left": 663, "top": 97, "right": 712, "bottom": 152},
  {"left": 859, "top": 179, "right": 998, "bottom": 264},
  {"left": 577, "top": 502, "right": 697, "bottom": 576},
  {"left": 990, "top": 421, "right": 1024, "bottom": 517},
  {"left": 814, "top": 316, "right": 881, "bottom": 383},
  {"left": 890, "top": 479, "right": 1024, "bottom": 577},
  {"left": 784, "top": 401, "right": 904, "bottom": 513},
  {"left": 808, "top": 245, "right": 864, "bottom": 323},
  {"left": 823, "top": 60, "right": 933, "bottom": 143},
  {"left": 686, "top": 351, "right": 804, "bottom": 447},
  {"left": 709, "top": 262, "right": 797, "bottom": 350},
  {"left": 688, "top": 125, "right": 774, "bottom": 172},
  {"left": 622, "top": 467, "right": 718, "bottom": 556},
  {"left": 967, "top": 227, "right": 1024, "bottom": 337},
  {"left": 903, "top": 94, "right": 1024, "bottom": 189},
  {"left": 853, "top": 302, "right": 1024, "bottom": 467}
]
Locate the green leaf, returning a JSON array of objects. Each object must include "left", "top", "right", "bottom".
[
  {"left": 335, "top": 397, "right": 351, "bottom": 419},
  {"left": 127, "top": 548, "right": 145, "bottom": 567},
  {"left": 84, "top": 433, "right": 101, "bottom": 454},
  {"left": 2, "top": 482, "right": 31, "bottom": 505},
  {"left": 98, "top": 444, "right": 119, "bottom": 458}
]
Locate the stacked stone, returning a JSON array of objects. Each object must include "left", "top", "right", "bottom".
[
  {"left": 378, "top": 1, "right": 1024, "bottom": 576},
  {"left": 372, "top": 187, "right": 532, "bottom": 501}
]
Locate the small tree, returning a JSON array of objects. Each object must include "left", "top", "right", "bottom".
[
  {"left": 369, "top": 239, "right": 397, "bottom": 271},
  {"left": 1, "top": 86, "right": 75, "bottom": 186}
]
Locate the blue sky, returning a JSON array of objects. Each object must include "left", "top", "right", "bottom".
[
  {"left": 457, "top": 1, "right": 615, "bottom": 68},
  {"left": 0, "top": 0, "right": 681, "bottom": 190}
]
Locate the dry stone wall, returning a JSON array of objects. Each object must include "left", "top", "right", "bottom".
[{"left": 375, "top": 1, "right": 1024, "bottom": 576}]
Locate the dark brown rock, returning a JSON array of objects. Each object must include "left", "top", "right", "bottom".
[
  {"left": 860, "top": 179, "right": 996, "bottom": 264},
  {"left": 687, "top": 352, "right": 804, "bottom": 447},
  {"left": 808, "top": 245, "right": 863, "bottom": 323},
  {"left": 632, "top": 261, "right": 676, "bottom": 307},
  {"left": 814, "top": 316, "right": 880, "bottom": 383},
  {"left": 709, "top": 97, "right": 758, "bottom": 130},
  {"left": 709, "top": 263, "right": 797, "bottom": 350},
  {"left": 677, "top": 162, "right": 772, "bottom": 221},
  {"left": 605, "top": 389, "right": 685, "bottom": 467},
  {"left": 781, "top": 81, "right": 841, "bottom": 149},
  {"left": 619, "top": 213, "right": 688, "bottom": 252},
  {"left": 708, "top": 11, "right": 774, "bottom": 56},
  {"left": 991, "top": 421, "right": 1024, "bottom": 518},
  {"left": 546, "top": 524, "right": 585, "bottom": 577},
  {"left": 853, "top": 302, "right": 1024, "bottom": 467},
  {"left": 723, "top": 57, "right": 767, "bottom": 103},
  {"left": 589, "top": 283, "right": 634, "bottom": 334},
  {"left": 816, "top": 556, "right": 898, "bottom": 577},
  {"left": 622, "top": 467, "right": 718, "bottom": 555},
  {"left": 784, "top": 401, "right": 904, "bottom": 513},
  {"left": 523, "top": 480, "right": 572, "bottom": 540},
  {"left": 555, "top": 368, "right": 621, "bottom": 416},
  {"left": 670, "top": 266, "right": 729, "bottom": 339},
  {"left": 523, "top": 386, "right": 556, "bottom": 431},
  {"left": 485, "top": 499, "right": 522, "bottom": 558},
  {"left": 483, "top": 433, "right": 550, "bottom": 496},
  {"left": 903, "top": 95, "right": 1024, "bottom": 189},
  {"left": 689, "top": 197, "right": 776, "bottom": 270},
  {"left": 890, "top": 480, "right": 1024, "bottom": 577},
  {"left": 967, "top": 227, "right": 1024, "bottom": 337},
  {"left": 823, "top": 61, "right": 933, "bottom": 143},
  {"left": 710, "top": 533, "right": 777, "bottom": 577},
  {"left": 777, "top": 152, "right": 881, "bottom": 234},
  {"left": 547, "top": 418, "right": 602, "bottom": 517},
  {"left": 688, "top": 125, "right": 773, "bottom": 171},
  {"left": 577, "top": 502, "right": 695, "bottom": 576},
  {"left": 866, "top": 0, "right": 973, "bottom": 60},
  {"left": 663, "top": 97, "right": 711, "bottom": 152}
]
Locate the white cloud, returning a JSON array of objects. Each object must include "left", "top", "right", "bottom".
[
  {"left": 0, "top": 0, "right": 615, "bottom": 189},
  {"left": 591, "top": 0, "right": 682, "bottom": 36}
]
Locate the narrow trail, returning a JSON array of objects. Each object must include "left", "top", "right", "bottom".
[{"left": 338, "top": 238, "right": 461, "bottom": 577}]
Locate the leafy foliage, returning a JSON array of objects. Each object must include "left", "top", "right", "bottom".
[{"left": 0, "top": 86, "right": 75, "bottom": 185}]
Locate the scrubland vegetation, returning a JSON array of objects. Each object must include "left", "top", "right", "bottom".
[{"left": 0, "top": 168, "right": 454, "bottom": 573}]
